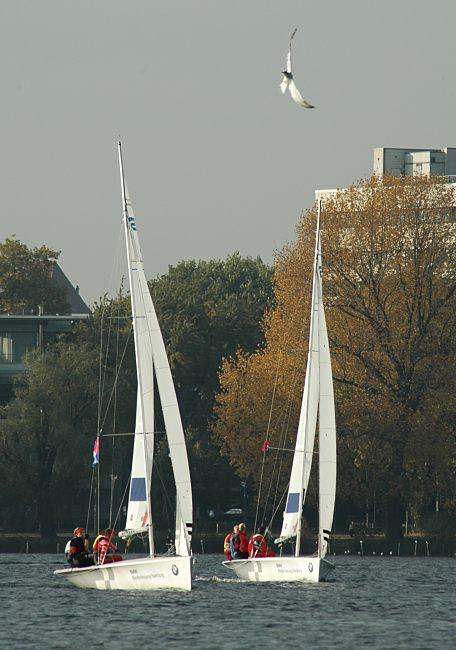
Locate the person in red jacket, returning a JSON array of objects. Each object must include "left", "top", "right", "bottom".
[
  {"left": 224, "top": 525, "right": 239, "bottom": 561},
  {"left": 93, "top": 528, "right": 122, "bottom": 565},
  {"left": 230, "top": 522, "right": 249, "bottom": 559},
  {"left": 248, "top": 526, "right": 267, "bottom": 558},
  {"left": 237, "top": 523, "right": 249, "bottom": 559}
]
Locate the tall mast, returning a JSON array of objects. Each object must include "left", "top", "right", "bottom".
[
  {"left": 118, "top": 140, "right": 154, "bottom": 557},
  {"left": 295, "top": 201, "right": 321, "bottom": 556}
]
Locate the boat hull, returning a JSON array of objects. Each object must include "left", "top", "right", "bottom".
[
  {"left": 54, "top": 555, "right": 193, "bottom": 591},
  {"left": 223, "top": 556, "right": 334, "bottom": 583}
]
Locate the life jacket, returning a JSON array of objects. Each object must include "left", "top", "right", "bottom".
[
  {"left": 248, "top": 534, "right": 266, "bottom": 558},
  {"left": 224, "top": 533, "right": 232, "bottom": 554},
  {"left": 93, "top": 534, "right": 117, "bottom": 565},
  {"left": 238, "top": 532, "right": 248, "bottom": 554},
  {"left": 68, "top": 536, "right": 85, "bottom": 559}
]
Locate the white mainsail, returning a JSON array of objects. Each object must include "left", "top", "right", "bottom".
[
  {"left": 118, "top": 142, "right": 193, "bottom": 556},
  {"left": 279, "top": 202, "right": 336, "bottom": 558},
  {"left": 120, "top": 176, "right": 156, "bottom": 553}
]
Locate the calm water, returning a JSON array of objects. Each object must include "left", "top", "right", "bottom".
[{"left": 1, "top": 554, "right": 454, "bottom": 649}]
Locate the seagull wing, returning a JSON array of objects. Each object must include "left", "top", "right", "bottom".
[
  {"left": 280, "top": 75, "right": 290, "bottom": 94},
  {"left": 286, "top": 28, "right": 297, "bottom": 73},
  {"left": 288, "top": 79, "right": 314, "bottom": 108}
]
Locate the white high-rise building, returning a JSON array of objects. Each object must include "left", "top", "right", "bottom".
[{"left": 316, "top": 147, "right": 456, "bottom": 202}]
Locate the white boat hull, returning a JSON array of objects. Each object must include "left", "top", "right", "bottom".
[
  {"left": 223, "top": 556, "right": 334, "bottom": 583},
  {"left": 54, "top": 555, "right": 193, "bottom": 591}
]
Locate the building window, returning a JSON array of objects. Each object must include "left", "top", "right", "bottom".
[{"left": 0, "top": 335, "right": 13, "bottom": 363}]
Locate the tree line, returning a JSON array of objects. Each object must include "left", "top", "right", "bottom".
[
  {"left": 0, "top": 248, "right": 274, "bottom": 536},
  {"left": 0, "top": 174, "right": 454, "bottom": 541}
]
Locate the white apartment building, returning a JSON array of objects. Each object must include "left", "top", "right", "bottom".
[{"left": 316, "top": 147, "right": 456, "bottom": 202}]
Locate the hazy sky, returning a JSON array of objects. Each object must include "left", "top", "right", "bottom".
[{"left": 1, "top": 0, "right": 455, "bottom": 306}]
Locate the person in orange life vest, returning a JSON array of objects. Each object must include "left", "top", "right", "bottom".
[
  {"left": 231, "top": 522, "right": 249, "bottom": 559},
  {"left": 224, "top": 525, "right": 239, "bottom": 561},
  {"left": 248, "top": 526, "right": 268, "bottom": 558},
  {"left": 93, "top": 528, "right": 122, "bottom": 565},
  {"left": 66, "top": 527, "right": 94, "bottom": 568}
]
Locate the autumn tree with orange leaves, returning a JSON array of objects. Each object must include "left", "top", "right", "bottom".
[{"left": 213, "top": 175, "right": 456, "bottom": 539}]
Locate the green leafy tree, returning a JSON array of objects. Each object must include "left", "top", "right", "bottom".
[
  {"left": 0, "top": 237, "right": 69, "bottom": 314},
  {"left": 149, "top": 254, "right": 275, "bottom": 518},
  {"left": 0, "top": 342, "right": 99, "bottom": 536}
]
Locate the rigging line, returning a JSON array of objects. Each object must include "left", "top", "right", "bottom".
[
  {"left": 111, "top": 470, "right": 132, "bottom": 540},
  {"left": 268, "top": 252, "right": 316, "bottom": 530},
  {"left": 254, "top": 351, "right": 282, "bottom": 533},
  {"left": 96, "top": 314, "right": 104, "bottom": 436},
  {"left": 85, "top": 465, "right": 95, "bottom": 533},
  {"left": 267, "top": 481, "right": 291, "bottom": 534},
  {"left": 268, "top": 343, "right": 306, "bottom": 522},
  {"left": 99, "top": 303, "right": 115, "bottom": 425},
  {"left": 270, "top": 395, "right": 298, "bottom": 519},
  {"left": 98, "top": 324, "right": 133, "bottom": 434},
  {"left": 97, "top": 221, "right": 124, "bottom": 436},
  {"left": 259, "top": 294, "right": 306, "bottom": 526},
  {"left": 109, "top": 293, "right": 122, "bottom": 527},
  {"left": 102, "top": 431, "right": 163, "bottom": 437},
  {"left": 259, "top": 361, "right": 300, "bottom": 526}
]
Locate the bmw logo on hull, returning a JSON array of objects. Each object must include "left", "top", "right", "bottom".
[{"left": 172, "top": 564, "right": 179, "bottom": 576}]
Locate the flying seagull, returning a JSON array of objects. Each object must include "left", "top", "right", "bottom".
[{"left": 280, "top": 28, "right": 314, "bottom": 108}]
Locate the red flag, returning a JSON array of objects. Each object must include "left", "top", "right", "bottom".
[
  {"left": 92, "top": 437, "right": 100, "bottom": 466},
  {"left": 261, "top": 439, "right": 270, "bottom": 453}
]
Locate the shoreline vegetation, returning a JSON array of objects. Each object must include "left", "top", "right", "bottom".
[{"left": 0, "top": 531, "right": 454, "bottom": 557}]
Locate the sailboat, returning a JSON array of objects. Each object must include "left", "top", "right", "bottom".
[
  {"left": 223, "top": 200, "right": 336, "bottom": 583},
  {"left": 54, "top": 142, "right": 193, "bottom": 590}
]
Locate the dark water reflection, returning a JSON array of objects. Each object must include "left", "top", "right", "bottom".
[{"left": 1, "top": 554, "right": 454, "bottom": 649}]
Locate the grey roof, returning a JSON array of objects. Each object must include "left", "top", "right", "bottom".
[{"left": 51, "top": 263, "right": 91, "bottom": 315}]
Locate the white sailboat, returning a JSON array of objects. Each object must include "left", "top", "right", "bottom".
[
  {"left": 223, "top": 201, "right": 336, "bottom": 583},
  {"left": 54, "top": 142, "right": 193, "bottom": 590}
]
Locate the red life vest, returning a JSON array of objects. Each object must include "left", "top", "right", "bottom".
[
  {"left": 248, "top": 534, "right": 266, "bottom": 558},
  {"left": 93, "top": 534, "right": 117, "bottom": 565},
  {"left": 238, "top": 532, "right": 248, "bottom": 554},
  {"left": 224, "top": 533, "right": 233, "bottom": 559}
]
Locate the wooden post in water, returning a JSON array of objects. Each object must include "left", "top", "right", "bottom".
[
  {"left": 25, "top": 542, "right": 29, "bottom": 554},
  {"left": 360, "top": 540, "right": 364, "bottom": 556},
  {"left": 397, "top": 542, "right": 400, "bottom": 556},
  {"left": 426, "top": 540, "right": 430, "bottom": 557},
  {"left": 414, "top": 539, "right": 418, "bottom": 556}
]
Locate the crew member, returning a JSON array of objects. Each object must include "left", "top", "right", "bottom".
[
  {"left": 224, "top": 525, "right": 239, "bottom": 561},
  {"left": 93, "top": 528, "right": 122, "bottom": 565},
  {"left": 248, "top": 526, "right": 270, "bottom": 558},
  {"left": 66, "top": 527, "right": 94, "bottom": 568},
  {"left": 230, "top": 522, "right": 249, "bottom": 559}
]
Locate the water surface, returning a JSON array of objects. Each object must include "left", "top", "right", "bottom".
[{"left": 1, "top": 554, "right": 454, "bottom": 649}]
